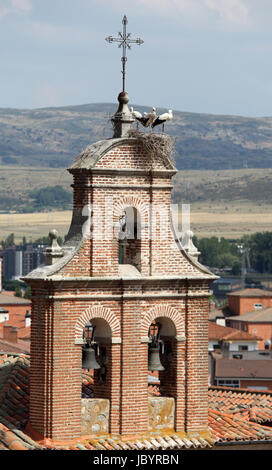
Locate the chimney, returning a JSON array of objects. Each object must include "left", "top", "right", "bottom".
[
  {"left": 3, "top": 325, "right": 18, "bottom": 344},
  {"left": 25, "top": 310, "right": 31, "bottom": 328},
  {"left": 220, "top": 340, "right": 230, "bottom": 359}
]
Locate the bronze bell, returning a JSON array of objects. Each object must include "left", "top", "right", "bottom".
[
  {"left": 148, "top": 344, "right": 165, "bottom": 372},
  {"left": 82, "top": 344, "right": 101, "bottom": 370}
]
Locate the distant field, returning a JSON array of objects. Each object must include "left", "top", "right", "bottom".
[
  {"left": 1, "top": 203, "right": 272, "bottom": 243},
  {"left": 0, "top": 211, "right": 72, "bottom": 242},
  {"left": 0, "top": 167, "right": 271, "bottom": 242}
]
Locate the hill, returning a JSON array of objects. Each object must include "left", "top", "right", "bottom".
[{"left": 0, "top": 103, "right": 272, "bottom": 170}]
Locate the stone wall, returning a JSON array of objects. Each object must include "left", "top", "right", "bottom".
[
  {"left": 81, "top": 399, "right": 109, "bottom": 435},
  {"left": 81, "top": 397, "right": 174, "bottom": 435},
  {"left": 148, "top": 397, "right": 175, "bottom": 431}
]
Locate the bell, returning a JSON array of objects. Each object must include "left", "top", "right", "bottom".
[
  {"left": 148, "top": 344, "right": 165, "bottom": 372},
  {"left": 82, "top": 344, "right": 101, "bottom": 370}
]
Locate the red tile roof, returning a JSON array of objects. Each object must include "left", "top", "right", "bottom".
[
  {"left": 1, "top": 354, "right": 272, "bottom": 450},
  {"left": 215, "top": 358, "right": 272, "bottom": 379},
  {"left": 0, "top": 339, "right": 30, "bottom": 354},
  {"left": 230, "top": 308, "right": 272, "bottom": 323},
  {"left": 209, "top": 386, "right": 272, "bottom": 424},
  {"left": 228, "top": 288, "right": 272, "bottom": 298},
  {"left": 208, "top": 408, "right": 272, "bottom": 442},
  {"left": 209, "top": 321, "right": 261, "bottom": 342},
  {"left": 0, "top": 293, "right": 30, "bottom": 306}
]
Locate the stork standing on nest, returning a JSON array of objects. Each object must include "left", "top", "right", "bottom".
[
  {"left": 130, "top": 107, "right": 157, "bottom": 129},
  {"left": 152, "top": 110, "right": 173, "bottom": 133}
]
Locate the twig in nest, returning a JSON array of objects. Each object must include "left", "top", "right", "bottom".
[{"left": 127, "top": 129, "right": 176, "bottom": 169}]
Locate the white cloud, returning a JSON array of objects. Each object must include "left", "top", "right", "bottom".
[
  {"left": 23, "top": 20, "right": 95, "bottom": 46},
  {"left": 11, "top": 0, "right": 32, "bottom": 11},
  {"left": 94, "top": 0, "right": 251, "bottom": 28},
  {"left": 0, "top": 0, "right": 31, "bottom": 21},
  {"left": 204, "top": 0, "right": 249, "bottom": 25}
]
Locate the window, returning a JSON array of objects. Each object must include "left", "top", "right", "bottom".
[
  {"left": 238, "top": 345, "right": 248, "bottom": 351},
  {"left": 216, "top": 379, "right": 240, "bottom": 388},
  {"left": 254, "top": 303, "right": 263, "bottom": 310}
]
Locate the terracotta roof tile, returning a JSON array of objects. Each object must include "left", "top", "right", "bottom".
[
  {"left": 0, "top": 293, "right": 31, "bottom": 306},
  {"left": 209, "top": 321, "right": 261, "bottom": 341},
  {"left": 209, "top": 386, "right": 272, "bottom": 423},
  {"left": 215, "top": 358, "right": 272, "bottom": 378},
  {"left": 228, "top": 288, "right": 272, "bottom": 298}
]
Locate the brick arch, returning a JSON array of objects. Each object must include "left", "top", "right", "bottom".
[
  {"left": 113, "top": 196, "right": 149, "bottom": 220},
  {"left": 141, "top": 304, "right": 184, "bottom": 338},
  {"left": 75, "top": 305, "right": 121, "bottom": 344}
]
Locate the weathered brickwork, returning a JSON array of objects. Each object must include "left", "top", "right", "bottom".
[{"left": 25, "top": 137, "right": 215, "bottom": 441}]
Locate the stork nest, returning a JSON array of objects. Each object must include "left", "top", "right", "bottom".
[{"left": 127, "top": 129, "right": 176, "bottom": 169}]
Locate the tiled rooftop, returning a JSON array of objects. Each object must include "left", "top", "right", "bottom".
[
  {"left": 215, "top": 357, "right": 272, "bottom": 379},
  {"left": 228, "top": 288, "right": 272, "bottom": 298},
  {"left": 0, "top": 338, "right": 30, "bottom": 355},
  {"left": 208, "top": 321, "right": 261, "bottom": 342},
  {"left": 230, "top": 308, "right": 272, "bottom": 323},
  {"left": 1, "top": 354, "right": 272, "bottom": 450},
  {"left": 0, "top": 293, "right": 31, "bottom": 306},
  {"left": 209, "top": 386, "right": 272, "bottom": 423}
]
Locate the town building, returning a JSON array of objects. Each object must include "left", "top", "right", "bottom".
[
  {"left": 208, "top": 321, "right": 260, "bottom": 352},
  {"left": 227, "top": 288, "right": 272, "bottom": 316},
  {"left": 0, "top": 291, "right": 31, "bottom": 316},
  {"left": 0, "top": 243, "right": 45, "bottom": 281},
  {"left": 227, "top": 308, "right": 272, "bottom": 350},
  {"left": 210, "top": 351, "right": 272, "bottom": 390}
]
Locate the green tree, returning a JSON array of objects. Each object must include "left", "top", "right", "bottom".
[
  {"left": 1, "top": 233, "right": 15, "bottom": 249},
  {"left": 29, "top": 185, "right": 72, "bottom": 209},
  {"left": 15, "top": 286, "right": 22, "bottom": 298},
  {"left": 246, "top": 232, "right": 272, "bottom": 273},
  {"left": 24, "top": 286, "right": 31, "bottom": 299}
]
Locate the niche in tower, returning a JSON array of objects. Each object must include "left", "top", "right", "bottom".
[{"left": 119, "top": 206, "right": 141, "bottom": 271}]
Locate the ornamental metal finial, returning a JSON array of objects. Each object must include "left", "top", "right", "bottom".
[{"left": 106, "top": 15, "right": 144, "bottom": 92}]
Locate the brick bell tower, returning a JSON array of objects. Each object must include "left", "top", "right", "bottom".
[
  {"left": 23, "top": 90, "right": 216, "bottom": 442},
  {"left": 24, "top": 13, "right": 217, "bottom": 440}
]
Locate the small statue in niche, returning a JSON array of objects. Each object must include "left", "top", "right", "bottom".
[{"left": 118, "top": 212, "right": 129, "bottom": 264}]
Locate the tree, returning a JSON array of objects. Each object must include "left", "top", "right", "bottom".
[
  {"left": 246, "top": 232, "right": 272, "bottom": 273},
  {"left": 15, "top": 286, "right": 22, "bottom": 298},
  {"left": 1, "top": 233, "right": 15, "bottom": 249},
  {"left": 24, "top": 286, "right": 31, "bottom": 299}
]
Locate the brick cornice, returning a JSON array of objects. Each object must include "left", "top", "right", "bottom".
[
  {"left": 71, "top": 168, "right": 177, "bottom": 177},
  {"left": 42, "top": 292, "right": 211, "bottom": 301}
]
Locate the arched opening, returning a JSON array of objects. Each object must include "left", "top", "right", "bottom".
[
  {"left": 81, "top": 318, "right": 113, "bottom": 398},
  {"left": 147, "top": 317, "right": 177, "bottom": 397},
  {"left": 81, "top": 317, "right": 117, "bottom": 434},
  {"left": 119, "top": 206, "right": 141, "bottom": 271},
  {"left": 147, "top": 316, "right": 180, "bottom": 431}
]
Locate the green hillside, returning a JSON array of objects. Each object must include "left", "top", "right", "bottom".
[{"left": 0, "top": 103, "right": 272, "bottom": 170}]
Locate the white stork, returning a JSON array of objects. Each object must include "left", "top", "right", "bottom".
[
  {"left": 130, "top": 107, "right": 157, "bottom": 128},
  {"left": 152, "top": 110, "right": 173, "bottom": 133}
]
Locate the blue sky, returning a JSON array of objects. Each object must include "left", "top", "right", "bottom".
[{"left": 0, "top": 0, "right": 272, "bottom": 116}]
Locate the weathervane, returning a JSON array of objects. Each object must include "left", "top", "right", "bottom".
[{"left": 106, "top": 15, "right": 144, "bottom": 93}]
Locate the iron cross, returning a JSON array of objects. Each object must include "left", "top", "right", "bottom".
[{"left": 106, "top": 15, "right": 144, "bottom": 92}]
